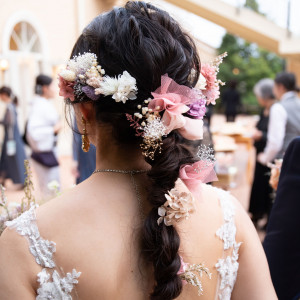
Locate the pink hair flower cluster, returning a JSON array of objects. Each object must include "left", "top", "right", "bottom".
[
  {"left": 58, "top": 75, "right": 75, "bottom": 102},
  {"left": 192, "top": 52, "right": 227, "bottom": 106}
]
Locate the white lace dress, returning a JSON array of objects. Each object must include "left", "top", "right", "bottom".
[{"left": 5, "top": 187, "right": 240, "bottom": 300}]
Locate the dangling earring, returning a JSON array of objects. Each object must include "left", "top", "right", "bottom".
[{"left": 81, "top": 116, "right": 90, "bottom": 152}]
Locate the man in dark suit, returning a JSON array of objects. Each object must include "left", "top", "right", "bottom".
[{"left": 263, "top": 137, "right": 300, "bottom": 300}]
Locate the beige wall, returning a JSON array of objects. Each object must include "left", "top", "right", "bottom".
[{"left": 0, "top": 0, "right": 118, "bottom": 155}]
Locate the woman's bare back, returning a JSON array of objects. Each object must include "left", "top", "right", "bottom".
[{"left": 0, "top": 173, "right": 277, "bottom": 299}]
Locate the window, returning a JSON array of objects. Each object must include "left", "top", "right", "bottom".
[{"left": 9, "top": 22, "right": 41, "bottom": 53}]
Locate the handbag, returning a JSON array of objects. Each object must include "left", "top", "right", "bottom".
[
  {"left": 31, "top": 151, "right": 59, "bottom": 168},
  {"left": 6, "top": 140, "right": 16, "bottom": 156}
]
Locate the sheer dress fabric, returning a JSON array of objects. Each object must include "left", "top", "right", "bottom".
[{"left": 5, "top": 187, "right": 240, "bottom": 300}]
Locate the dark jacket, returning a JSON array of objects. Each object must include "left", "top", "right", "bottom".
[{"left": 263, "top": 137, "right": 300, "bottom": 300}]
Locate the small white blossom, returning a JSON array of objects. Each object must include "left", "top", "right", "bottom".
[
  {"left": 196, "top": 73, "right": 207, "bottom": 90},
  {"left": 47, "top": 180, "right": 60, "bottom": 191},
  {"left": 59, "top": 70, "right": 76, "bottom": 82}
]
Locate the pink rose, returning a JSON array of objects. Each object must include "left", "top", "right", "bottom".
[{"left": 58, "top": 75, "right": 75, "bottom": 101}]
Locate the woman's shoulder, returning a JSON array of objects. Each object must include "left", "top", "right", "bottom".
[{"left": 193, "top": 183, "right": 254, "bottom": 243}]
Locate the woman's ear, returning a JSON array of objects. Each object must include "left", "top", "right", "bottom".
[{"left": 78, "top": 102, "right": 95, "bottom": 122}]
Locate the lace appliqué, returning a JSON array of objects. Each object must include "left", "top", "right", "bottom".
[
  {"left": 5, "top": 206, "right": 81, "bottom": 299},
  {"left": 216, "top": 193, "right": 235, "bottom": 250},
  {"left": 36, "top": 268, "right": 81, "bottom": 300},
  {"left": 215, "top": 242, "right": 241, "bottom": 300},
  {"left": 214, "top": 188, "right": 241, "bottom": 300},
  {"left": 5, "top": 206, "right": 56, "bottom": 268}
]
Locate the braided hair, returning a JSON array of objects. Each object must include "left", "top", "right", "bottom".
[{"left": 69, "top": 2, "right": 201, "bottom": 299}]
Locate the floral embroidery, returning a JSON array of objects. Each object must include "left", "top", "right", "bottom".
[
  {"left": 214, "top": 187, "right": 241, "bottom": 300},
  {"left": 215, "top": 242, "right": 241, "bottom": 300},
  {"left": 36, "top": 269, "right": 81, "bottom": 300},
  {"left": 6, "top": 207, "right": 81, "bottom": 299},
  {"left": 5, "top": 206, "right": 56, "bottom": 268}
]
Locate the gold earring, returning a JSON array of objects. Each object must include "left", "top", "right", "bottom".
[{"left": 81, "top": 116, "right": 90, "bottom": 152}]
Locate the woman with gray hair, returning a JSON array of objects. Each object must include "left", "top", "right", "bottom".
[{"left": 249, "top": 78, "right": 275, "bottom": 229}]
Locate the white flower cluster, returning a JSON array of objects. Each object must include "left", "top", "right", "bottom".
[
  {"left": 60, "top": 52, "right": 105, "bottom": 84},
  {"left": 143, "top": 116, "right": 166, "bottom": 140},
  {"left": 95, "top": 71, "right": 137, "bottom": 104},
  {"left": 59, "top": 52, "right": 138, "bottom": 104},
  {"left": 68, "top": 52, "right": 99, "bottom": 75}
]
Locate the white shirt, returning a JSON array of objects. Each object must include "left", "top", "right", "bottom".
[
  {"left": 258, "top": 91, "right": 295, "bottom": 165},
  {"left": 27, "top": 96, "right": 59, "bottom": 152}
]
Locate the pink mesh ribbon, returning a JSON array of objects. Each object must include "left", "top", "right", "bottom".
[
  {"left": 179, "top": 161, "right": 218, "bottom": 200},
  {"left": 148, "top": 75, "right": 203, "bottom": 140}
]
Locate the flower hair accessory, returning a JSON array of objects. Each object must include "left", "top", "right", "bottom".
[
  {"left": 127, "top": 53, "right": 227, "bottom": 160},
  {"left": 193, "top": 52, "right": 228, "bottom": 105},
  {"left": 157, "top": 186, "right": 195, "bottom": 226},
  {"left": 58, "top": 52, "right": 137, "bottom": 103},
  {"left": 178, "top": 256, "right": 212, "bottom": 296}
]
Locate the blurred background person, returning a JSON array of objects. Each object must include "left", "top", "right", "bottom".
[
  {"left": 0, "top": 86, "right": 26, "bottom": 189},
  {"left": 221, "top": 79, "right": 241, "bottom": 122},
  {"left": 72, "top": 120, "right": 96, "bottom": 184},
  {"left": 258, "top": 72, "right": 300, "bottom": 165},
  {"left": 263, "top": 136, "right": 300, "bottom": 300},
  {"left": 248, "top": 79, "right": 275, "bottom": 229},
  {"left": 26, "top": 75, "right": 61, "bottom": 197}
]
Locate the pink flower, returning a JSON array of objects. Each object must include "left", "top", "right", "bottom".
[
  {"left": 148, "top": 93, "right": 189, "bottom": 134},
  {"left": 148, "top": 76, "right": 203, "bottom": 140},
  {"left": 201, "top": 63, "right": 219, "bottom": 105},
  {"left": 58, "top": 75, "right": 75, "bottom": 101}
]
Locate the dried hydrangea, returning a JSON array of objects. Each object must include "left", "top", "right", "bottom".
[{"left": 67, "top": 52, "right": 98, "bottom": 75}]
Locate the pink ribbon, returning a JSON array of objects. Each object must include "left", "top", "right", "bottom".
[
  {"left": 148, "top": 75, "right": 204, "bottom": 140},
  {"left": 179, "top": 161, "right": 218, "bottom": 199}
]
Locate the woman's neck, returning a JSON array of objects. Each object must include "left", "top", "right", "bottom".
[{"left": 94, "top": 132, "right": 150, "bottom": 171}]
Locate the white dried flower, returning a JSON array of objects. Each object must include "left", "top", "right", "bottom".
[
  {"left": 142, "top": 107, "right": 148, "bottom": 115},
  {"left": 96, "top": 71, "right": 137, "bottom": 104},
  {"left": 60, "top": 69, "right": 76, "bottom": 82},
  {"left": 67, "top": 52, "right": 98, "bottom": 75},
  {"left": 143, "top": 117, "right": 166, "bottom": 140},
  {"left": 196, "top": 73, "right": 207, "bottom": 90},
  {"left": 86, "top": 77, "right": 102, "bottom": 89}
]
